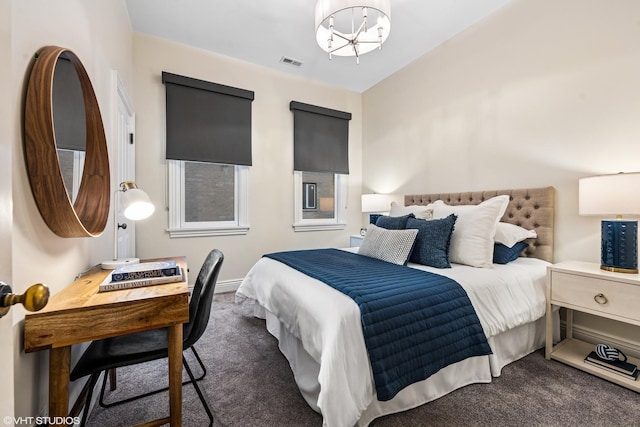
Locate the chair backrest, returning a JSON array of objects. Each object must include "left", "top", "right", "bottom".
[{"left": 183, "top": 249, "right": 224, "bottom": 349}]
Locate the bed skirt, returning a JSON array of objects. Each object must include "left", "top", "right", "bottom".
[{"left": 263, "top": 306, "right": 560, "bottom": 427}]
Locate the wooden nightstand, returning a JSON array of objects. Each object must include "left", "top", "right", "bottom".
[
  {"left": 545, "top": 261, "right": 640, "bottom": 391},
  {"left": 350, "top": 234, "right": 364, "bottom": 248}
]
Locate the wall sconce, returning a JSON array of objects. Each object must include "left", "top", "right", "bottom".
[
  {"left": 579, "top": 172, "right": 640, "bottom": 273},
  {"left": 101, "top": 181, "right": 155, "bottom": 270}
]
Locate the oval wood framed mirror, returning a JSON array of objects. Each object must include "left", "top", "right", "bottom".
[{"left": 24, "top": 46, "right": 110, "bottom": 237}]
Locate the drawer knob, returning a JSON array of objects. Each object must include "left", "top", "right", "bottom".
[{"left": 594, "top": 293, "right": 608, "bottom": 305}]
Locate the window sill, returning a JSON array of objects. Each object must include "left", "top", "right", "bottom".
[
  {"left": 293, "top": 223, "right": 346, "bottom": 232},
  {"left": 167, "top": 226, "right": 249, "bottom": 238}
]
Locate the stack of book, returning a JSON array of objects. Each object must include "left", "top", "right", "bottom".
[
  {"left": 98, "top": 260, "right": 183, "bottom": 293},
  {"left": 584, "top": 351, "right": 640, "bottom": 381}
]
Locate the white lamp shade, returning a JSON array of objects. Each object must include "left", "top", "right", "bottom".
[
  {"left": 579, "top": 172, "right": 640, "bottom": 216},
  {"left": 361, "top": 193, "right": 389, "bottom": 213},
  {"left": 121, "top": 188, "right": 155, "bottom": 220}
]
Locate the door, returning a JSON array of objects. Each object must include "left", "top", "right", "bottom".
[{"left": 113, "top": 71, "right": 136, "bottom": 260}]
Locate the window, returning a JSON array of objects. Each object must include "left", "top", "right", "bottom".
[
  {"left": 167, "top": 160, "right": 248, "bottom": 237},
  {"left": 293, "top": 171, "right": 347, "bottom": 231},
  {"left": 162, "top": 72, "right": 254, "bottom": 237},
  {"left": 290, "top": 101, "right": 351, "bottom": 232}
]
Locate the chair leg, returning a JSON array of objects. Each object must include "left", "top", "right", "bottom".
[
  {"left": 98, "top": 347, "right": 207, "bottom": 408},
  {"left": 79, "top": 373, "right": 101, "bottom": 427},
  {"left": 190, "top": 347, "right": 207, "bottom": 381},
  {"left": 98, "top": 369, "right": 111, "bottom": 409},
  {"left": 183, "top": 355, "right": 214, "bottom": 427},
  {"left": 108, "top": 368, "right": 117, "bottom": 391}
]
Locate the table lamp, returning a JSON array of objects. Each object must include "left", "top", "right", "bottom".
[
  {"left": 101, "top": 181, "right": 155, "bottom": 270},
  {"left": 361, "top": 193, "right": 390, "bottom": 234},
  {"left": 579, "top": 172, "right": 640, "bottom": 273}
]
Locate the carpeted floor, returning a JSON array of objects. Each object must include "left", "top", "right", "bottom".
[{"left": 83, "top": 292, "right": 640, "bottom": 427}]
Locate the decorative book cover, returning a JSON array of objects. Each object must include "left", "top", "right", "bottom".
[
  {"left": 584, "top": 351, "right": 639, "bottom": 380},
  {"left": 99, "top": 266, "right": 183, "bottom": 293},
  {"left": 111, "top": 260, "right": 179, "bottom": 282}
]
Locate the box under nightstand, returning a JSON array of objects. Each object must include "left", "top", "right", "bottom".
[{"left": 546, "top": 260, "right": 640, "bottom": 392}]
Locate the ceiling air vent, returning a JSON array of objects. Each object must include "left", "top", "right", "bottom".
[{"left": 280, "top": 56, "right": 303, "bottom": 67}]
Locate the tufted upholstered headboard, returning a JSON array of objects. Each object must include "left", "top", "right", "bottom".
[{"left": 404, "top": 187, "right": 555, "bottom": 263}]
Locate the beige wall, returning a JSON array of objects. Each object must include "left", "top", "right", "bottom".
[
  {"left": 132, "top": 34, "right": 363, "bottom": 285},
  {"left": 363, "top": 0, "right": 640, "bottom": 346},
  {"left": 8, "top": 0, "right": 133, "bottom": 420}
]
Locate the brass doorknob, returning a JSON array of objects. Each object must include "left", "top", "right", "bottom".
[{"left": 0, "top": 282, "right": 49, "bottom": 318}]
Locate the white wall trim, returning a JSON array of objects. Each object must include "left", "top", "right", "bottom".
[
  {"left": 167, "top": 227, "right": 249, "bottom": 238},
  {"left": 293, "top": 223, "right": 346, "bottom": 232},
  {"left": 187, "top": 278, "right": 242, "bottom": 294},
  {"left": 215, "top": 279, "right": 242, "bottom": 294}
]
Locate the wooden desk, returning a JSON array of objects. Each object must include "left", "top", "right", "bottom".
[{"left": 24, "top": 257, "right": 189, "bottom": 427}]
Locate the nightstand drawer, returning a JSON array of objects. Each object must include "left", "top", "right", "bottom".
[{"left": 551, "top": 271, "right": 640, "bottom": 323}]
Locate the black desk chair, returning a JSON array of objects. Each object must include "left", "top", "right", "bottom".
[{"left": 70, "top": 249, "right": 224, "bottom": 427}]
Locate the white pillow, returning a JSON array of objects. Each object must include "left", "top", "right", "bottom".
[
  {"left": 389, "top": 201, "right": 433, "bottom": 220},
  {"left": 432, "top": 195, "right": 509, "bottom": 268},
  {"left": 495, "top": 222, "right": 537, "bottom": 248},
  {"left": 358, "top": 223, "right": 418, "bottom": 265}
]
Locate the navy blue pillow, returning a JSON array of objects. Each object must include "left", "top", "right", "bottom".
[
  {"left": 376, "top": 213, "right": 415, "bottom": 230},
  {"left": 493, "top": 241, "right": 529, "bottom": 264},
  {"left": 405, "top": 214, "right": 457, "bottom": 268}
]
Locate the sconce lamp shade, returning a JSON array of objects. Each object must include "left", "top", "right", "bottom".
[
  {"left": 579, "top": 172, "right": 640, "bottom": 273},
  {"left": 121, "top": 188, "right": 155, "bottom": 220},
  {"left": 101, "top": 181, "right": 155, "bottom": 270}
]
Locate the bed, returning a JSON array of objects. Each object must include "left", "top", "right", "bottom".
[{"left": 236, "top": 187, "right": 556, "bottom": 427}]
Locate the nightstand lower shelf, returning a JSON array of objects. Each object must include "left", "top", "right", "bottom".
[{"left": 549, "top": 338, "right": 640, "bottom": 392}]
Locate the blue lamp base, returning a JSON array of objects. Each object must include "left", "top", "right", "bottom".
[
  {"left": 601, "top": 220, "right": 638, "bottom": 273},
  {"left": 369, "top": 213, "right": 382, "bottom": 224}
]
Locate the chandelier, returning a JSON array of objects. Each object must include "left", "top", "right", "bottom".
[{"left": 315, "top": 0, "right": 391, "bottom": 64}]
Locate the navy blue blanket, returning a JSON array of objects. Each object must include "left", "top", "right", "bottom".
[{"left": 264, "top": 248, "right": 492, "bottom": 401}]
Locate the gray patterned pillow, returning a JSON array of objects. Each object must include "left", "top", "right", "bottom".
[{"left": 358, "top": 223, "right": 418, "bottom": 265}]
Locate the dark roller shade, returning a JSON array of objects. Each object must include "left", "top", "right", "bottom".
[
  {"left": 53, "top": 55, "right": 86, "bottom": 151},
  {"left": 162, "top": 72, "right": 254, "bottom": 166},
  {"left": 290, "top": 101, "right": 351, "bottom": 175}
]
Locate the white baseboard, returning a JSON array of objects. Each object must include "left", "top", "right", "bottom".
[
  {"left": 561, "top": 321, "right": 640, "bottom": 359},
  {"left": 214, "top": 278, "right": 241, "bottom": 294},
  {"left": 187, "top": 278, "right": 241, "bottom": 295}
]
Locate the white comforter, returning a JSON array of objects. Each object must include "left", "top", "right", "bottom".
[{"left": 236, "top": 249, "right": 549, "bottom": 427}]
